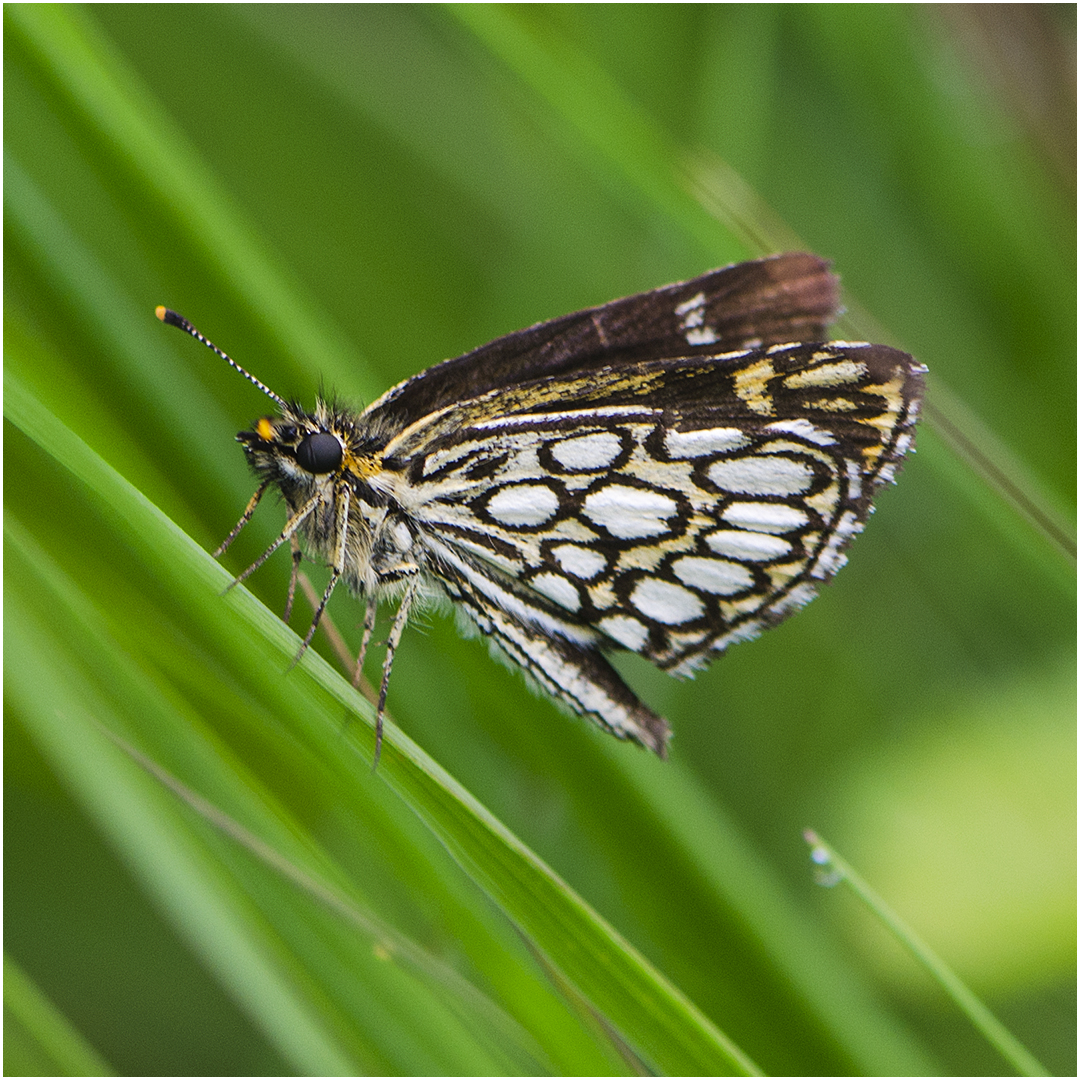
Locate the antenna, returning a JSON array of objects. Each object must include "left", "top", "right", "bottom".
[{"left": 156, "top": 306, "right": 287, "bottom": 409}]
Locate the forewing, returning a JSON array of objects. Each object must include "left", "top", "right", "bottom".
[
  {"left": 398, "top": 341, "right": 923, "bottom": 686},
  {"left": 364, "top": 253, "right": 838, "bottom": 426}
]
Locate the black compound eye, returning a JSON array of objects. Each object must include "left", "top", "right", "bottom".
[{"left": 296, "top": 431, "right": 343, "bottom": 474}]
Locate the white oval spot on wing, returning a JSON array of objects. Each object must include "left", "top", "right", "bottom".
[
  {"left": 671, "top": 556, "right": 752, "bottom": 595},
  {"left": 583, "top": 484, "right": 678, "bottom": 539},
  {"left": 708, "top": 455, "right": 813, "bottom": 496},
  {"left": 664, "top": 427, "right": 748, "bottom": 459},
  {"left": 530, "top": 571, "right": 582, "bottom": 612},
  {"left": 706, "top": 529, "right": 792, "bottom": 561},
  {"left": 486, "top": 484, "right": 560, "bottom": 527},
  {"left": 723, "top": 501, "right": 808, "bottom": 534},
  {"left": 630, "top": 578, "right": 704, "bottom": 624},
  {"left": 549, "top": 431, "right": 622, "bottom": 471},
  {"left": 551, "top": 543, "right": 607, "bottom": 580},
  {"left": 597, "top": 613, "right": 650, "bottom": 651},
  {"left": 765, "top": 418, "right": 835, "bottom": 446}
]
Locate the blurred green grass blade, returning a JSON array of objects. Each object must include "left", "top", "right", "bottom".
[
  {"left": 5, "top": 371, "right": 759, "bottom": 1075},
  {"left": 374, "top": 753, "right": 762, "bottom": 1077},
  {"left": 3, "top": 954, "right": 115, "bottom": 1077},
  {"left": 4, "top": 471, "right": 577, "bottom": 1075},
  {"left": 918, "top": 389, "right": 1076, "bottom": 569},
  {"left": 4, "top": 2, "right": 372, "bottom": 396},
  {"left": 805, "top": 832, "right": 1050, "bottom": 1077},
  {"left": 611, "top": 750, "right": 941, "bottom": 1076},
  {"left": 3, "top": 150, "right": 240, "bottom": 518},
  {"left": 83, "top": 722, "right": 566, "bottom": 1076},
  {"left": 4, "top": 576, "right": 364, "bottom": 1075},
  {"left": 449, "top": 3, "right": 743, "bottom": 265},
  {"left": 800, "top": 6, "right": 1072, "bottom": 295}
]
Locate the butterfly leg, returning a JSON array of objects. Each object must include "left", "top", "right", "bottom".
[
  {"left": 293, "top": 568, "right": 341, "bottom": 664},
  {"left": 214, "top": 480, "right": 270, "bottom": 558},
  {"left": 228, "top": 490, "right": 322, "bottom": 592},
  {"left": 292, "top": 483, "right": 351, "bottom": 663},
  {"left": 373, "top": 577, "right": 418, "bottom": 765},
  {"left": 353, "top": 600, "right": 377, "bottom": 689},
  {"left": 283, "top": 534, "right": 302, "bottom": 623}
]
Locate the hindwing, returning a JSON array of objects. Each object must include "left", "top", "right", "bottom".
[{"left": 370, "top": 339, "right": 922, "bottom": 749}]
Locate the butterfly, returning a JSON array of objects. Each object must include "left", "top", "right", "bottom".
[{"left": 158, "top": 252, "right": 925, "bottom": 762}]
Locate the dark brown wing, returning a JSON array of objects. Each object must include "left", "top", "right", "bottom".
[{"left": 365, "top": 253, "right": 838, "bottom": 427}]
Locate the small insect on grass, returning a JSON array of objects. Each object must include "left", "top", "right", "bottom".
[{"left": 158, "top": 253, "right": 924, "bottom": 764}]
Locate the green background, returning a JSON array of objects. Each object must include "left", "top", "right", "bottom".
[{"left": 5, "top": 5, "right": 1074, "bottom": 1075}]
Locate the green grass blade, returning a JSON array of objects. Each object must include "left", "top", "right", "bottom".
[
  {"left": 805, "top": 832, "right": 1051, "bottom": 1077},
  {"left": 4, "top": 2, "right": 372, "bottom": 397},
  {"left": 3, "top": 955, "right": 115, "bottom": 1077}
]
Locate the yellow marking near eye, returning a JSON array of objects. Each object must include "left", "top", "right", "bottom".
[{"left": 256, "top": 418, "right": 275, "bottom": 442}]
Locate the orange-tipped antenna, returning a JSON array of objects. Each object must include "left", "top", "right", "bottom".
[{"left": 156, "top": 306, "right": 287, "bottom": 409}]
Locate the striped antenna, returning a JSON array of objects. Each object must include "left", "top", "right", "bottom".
[{"left": 156, "top": 306, "right": 287, "bottom": 409}]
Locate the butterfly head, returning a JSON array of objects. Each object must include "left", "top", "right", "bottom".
[
  {"left": 238, "top": 402, "right": 352, "bottom": 500},
  {"left": 243, "top": 407, "right": 341, "bottom": 469}
]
